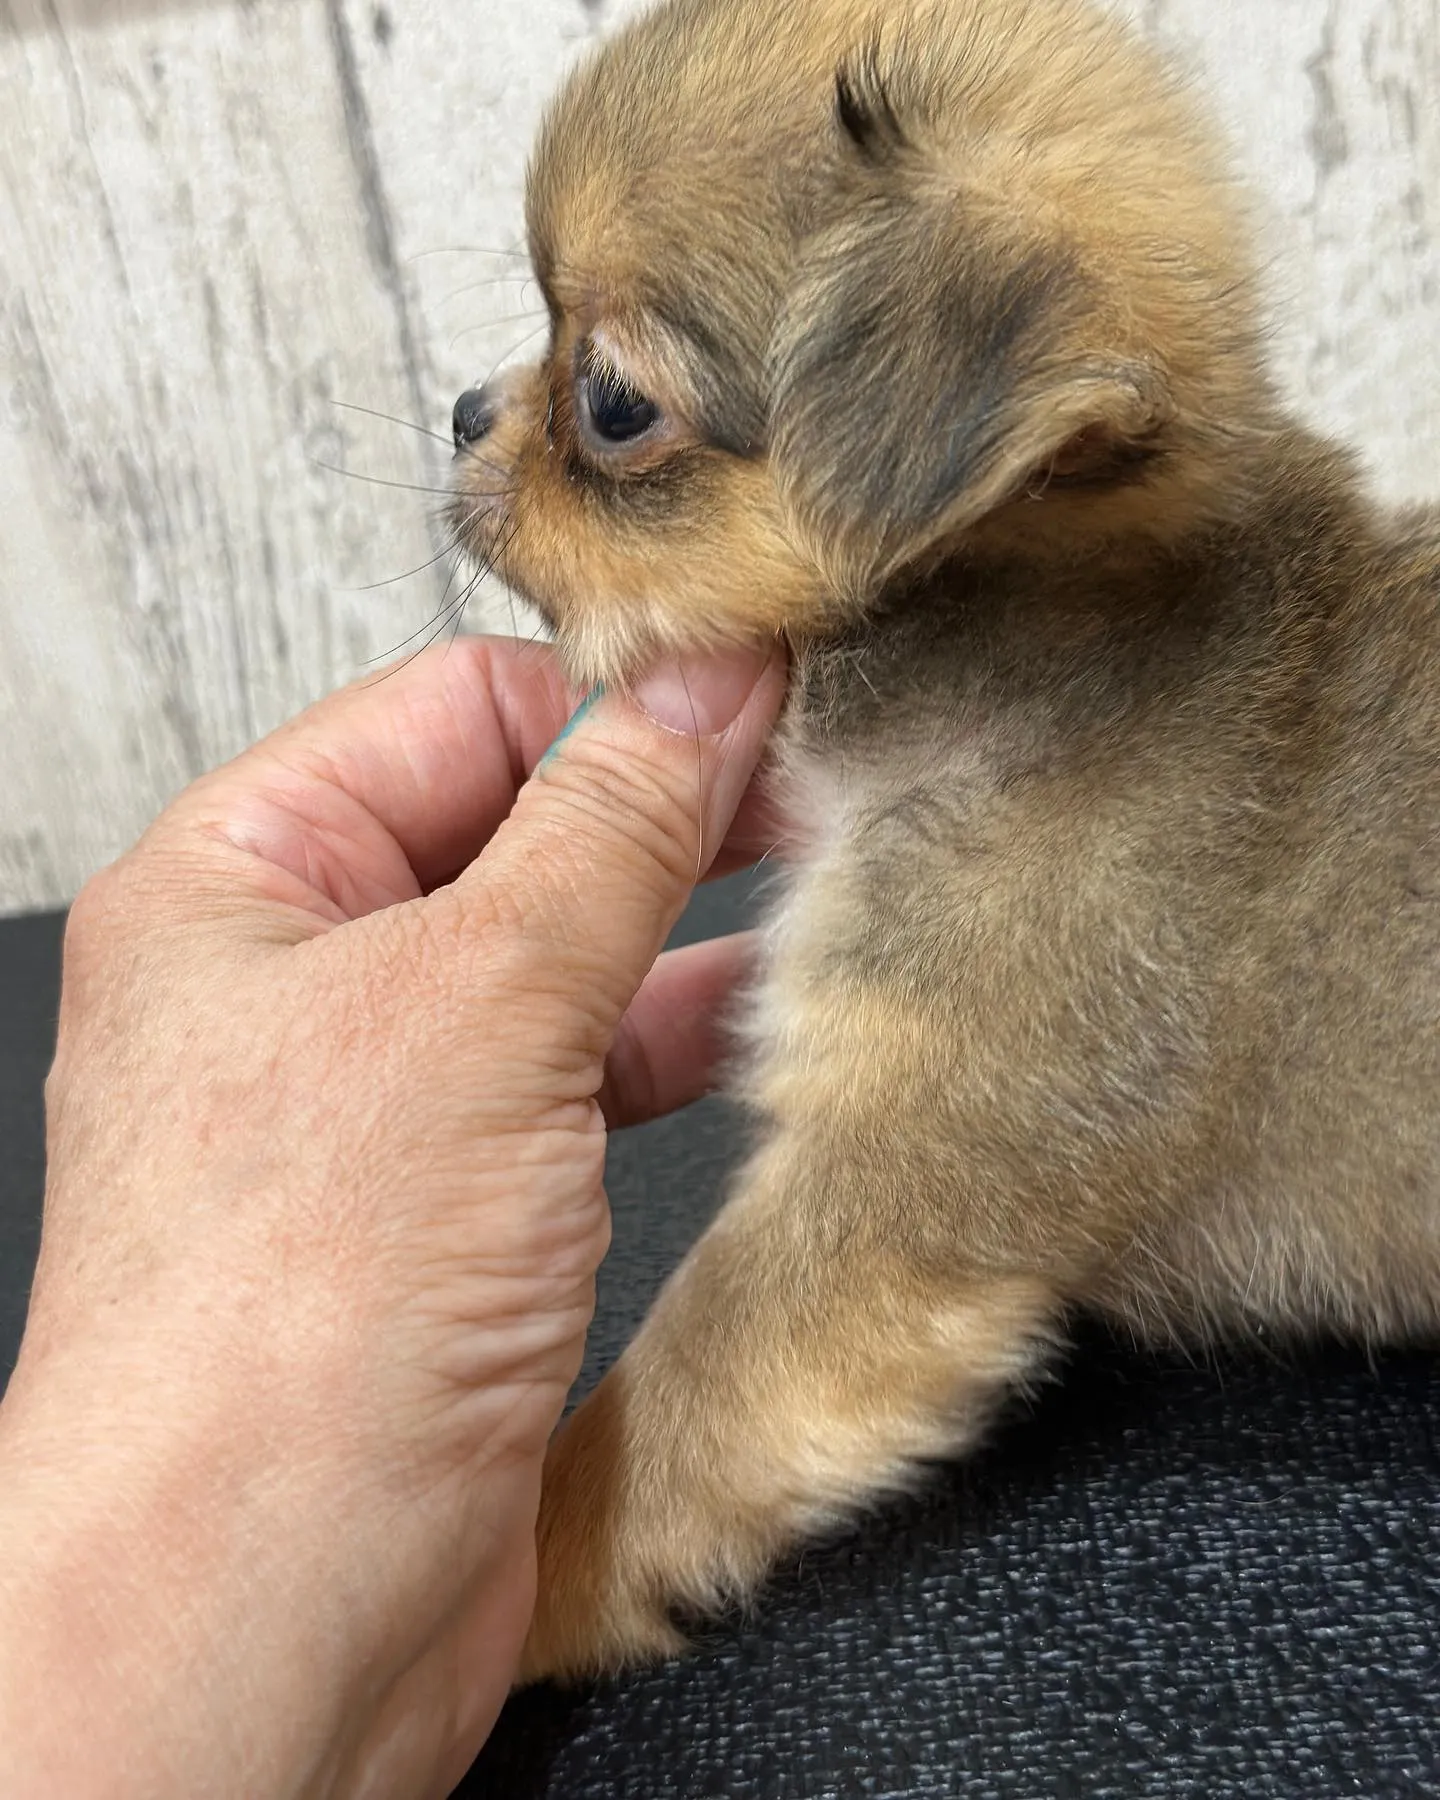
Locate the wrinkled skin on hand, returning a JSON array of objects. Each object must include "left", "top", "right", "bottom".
[{"left": 0, "top": 636, "right": 785, "bottom": 1800}]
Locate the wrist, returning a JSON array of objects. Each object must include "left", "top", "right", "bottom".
[
  {"left": 0, "top": 1329, "right": 381, "bottom": 1797},
  {"left": 0, "top": 1301, "right": 544, "bottom": 1800}
]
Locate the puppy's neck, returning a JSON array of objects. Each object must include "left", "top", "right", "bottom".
[{"left": 796, "top": 422, "right": 1374, "bottom": 750}]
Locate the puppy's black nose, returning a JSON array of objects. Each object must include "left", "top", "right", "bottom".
[{"left": 452, "top": 386, "right": 495, "bottom": 451}]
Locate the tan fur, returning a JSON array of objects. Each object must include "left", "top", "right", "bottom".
[{"left": 450, "top": 0, "right": 1440, "bottom": 1682}]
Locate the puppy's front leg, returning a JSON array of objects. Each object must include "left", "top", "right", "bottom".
[{"left": 518, "top": 1120, "right": 1057, "bottom": 1683}]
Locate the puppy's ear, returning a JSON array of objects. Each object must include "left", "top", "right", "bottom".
[{"left": 771, "top": 60, "right": 1174, "bottom": 594}]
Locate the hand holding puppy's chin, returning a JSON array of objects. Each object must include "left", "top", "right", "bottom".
[{"left": 0, "top": 628, "right": 791, "bottom": 1791}]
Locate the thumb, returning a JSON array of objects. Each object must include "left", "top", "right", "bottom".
[{"left": 457, "top": 641, "right": 787, "bottom": 1033}]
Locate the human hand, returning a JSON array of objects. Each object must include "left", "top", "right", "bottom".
[{"left": 0, "top": 635, "right": 786, "bottom": 1799}]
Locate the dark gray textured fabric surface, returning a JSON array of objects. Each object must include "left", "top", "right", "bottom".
[
  {"left": 1, "top": 894, "right": 1437, "bottom": 1798},
  {"left": 0, "top": 907, "right": 60, "bottom": 1384}
]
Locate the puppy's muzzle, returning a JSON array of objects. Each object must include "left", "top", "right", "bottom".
[{"left": 452, "top": 385, "right": 496, "bottom": 452}]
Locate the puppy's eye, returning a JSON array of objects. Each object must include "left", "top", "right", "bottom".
[{"left": 577, "top": 358, "right": 660, "bottom": 446}]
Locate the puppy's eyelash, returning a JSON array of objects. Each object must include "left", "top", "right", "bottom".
[
  {"left": 574, "top": 338, "right": 662, "bottom": 448},
  {"left": 575, "top": 339, "right": 635, "bottom": 395}
]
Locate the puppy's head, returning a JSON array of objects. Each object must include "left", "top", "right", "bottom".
[{"left": 452, "top": 0, "right": 1272, "bottom": 686}]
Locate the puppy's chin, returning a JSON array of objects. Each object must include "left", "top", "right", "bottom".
[
  {"left": 452, "top": 438, "right": 846, "bottom": 691},
  {"left": 547, "top": 603, "right": 779, "bottom": 693}
]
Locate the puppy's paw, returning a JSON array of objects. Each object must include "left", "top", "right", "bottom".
[
  {"left": 515, "top": 1375, "right": 691, "bottom": 1686},
  {"left": 516, "top": 1581, "right": 687, "bottom": 1688}
]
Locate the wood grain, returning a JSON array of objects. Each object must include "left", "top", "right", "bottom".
[
  {"left": 1, "top": 0, "right": 1435, "bottom": 911},
  {"left": 1128, "top": 0, "right": 1440, "bottom": 502}
]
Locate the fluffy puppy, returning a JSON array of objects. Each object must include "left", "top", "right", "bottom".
[{"left": 449, "top": 0, "right": 1440, "bottom": 1683}]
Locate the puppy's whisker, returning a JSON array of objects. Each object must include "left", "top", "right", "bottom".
[
  {"left": 440, "top": 274, "right": 543, "bottom": 308},
  {"left": 448, "top": 309, "right": 548, "bottom": 354},
  {"left": 850, "top": 652, "right": 880, "bottom": 700},
  {"left": 312, "top": 460, "right": 459, "bottom": 499},
  {"left": 479, "top": 322, "right": 550, "bottom": 389},
  {"left": 362, "top": 556, "right": 469, "bottom": 664},
  {"left": 474, "top": 516, "right": 542, "bottom": 660},
  {"left": 440, "top": 572, "right": 478, "bottom": 661},
  {"left": 455, "top": 446, "right": 521, "bottom": 479},
  {"left": 340, "top": 537, "right": 461, "bottom": 594},
  {"left": 407, "top": 243, "right": 531, "bottom": 262},
  {"left": 677, "top": 661, "right": 706, "bottom": 884},
  {"left": 447, "top": 489, "right": 521, "bottom": 557},
  {"left": 329, "top": 399, "right": 453, "bottom": 449},
  {"left": 362, "top": 587, "right": 473, "bottom": 685},
  {"left": 489, "top": 514, "right": 526, "bottom": 613},
  {"left": 474, "top": 512, "right": 523, "bottom": 640},
  {"left": 436, "top": 542, "right": 466, "bottom": 611},
  {"left": 494, "top": 544, "right": 551, "bottom": 669},
  {"left": 521, "top": 612, "right": 552, "bottom": 664},
  {"left": 407, "top": 551, "right": 483, "bottom": 644}
]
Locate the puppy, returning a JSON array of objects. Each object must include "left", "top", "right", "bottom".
[{"left": 450, "top": 0, "right": 1440, "bottom": 1684}]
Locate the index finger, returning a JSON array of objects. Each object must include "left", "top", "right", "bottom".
[
  {"left": 142, "top": 636, "right": 573, "bottom": 921},
  {"left": 151, "top": 636, "right": 788, "bottom": 923},
  {"left": 247, "top": 636, "right": 576, "bottom": 893}
]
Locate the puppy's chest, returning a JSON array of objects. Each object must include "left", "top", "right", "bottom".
[
  {"left": 743, "top": 676, "right": 1195, "bottom": 1097},
  {"left": 736, "top": 707, "right": 1117, "bottom": 1126},
  {"left": 757, "top": 703, "right": 1023, "bottom": 975},
  {"left": 767, "top": 663, "right": 1055, "bottom": 884},
  {"left": 768, "top": 722, "right": 990, "bottom": 881}
]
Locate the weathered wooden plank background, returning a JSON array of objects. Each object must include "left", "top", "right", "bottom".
[{"left": 1, "top": 0, "right": 1436, "bottom": 912}]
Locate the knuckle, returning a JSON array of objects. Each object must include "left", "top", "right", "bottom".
[
  {"left": 59, "top": 862, "right": 139, "bottom": 1001},
  {"left": 63, "top": 863, "right": 123, "bottom": 950}
]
